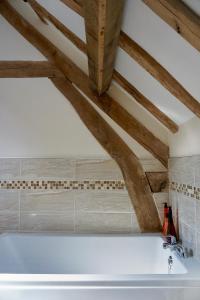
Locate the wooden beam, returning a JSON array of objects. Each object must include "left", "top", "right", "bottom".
[
  {"left": 26, "top": 0, "right": 177, "bottom": 133},
  {"left": 113, "top": 71, "right": 178, "bottom": 133},
  {"left": 83, "top": 0, "right": 125, "bottom": 94},
  {"left": 60, "top": 0, "right": 82, "bottom": 16},
  {"left": 60, "top": 0, "right": 200, "bottom": 118},
  {"left": 119, "top": 31, "right": 200, "bottom": 118},
  {"left": 27, "top": 0, "right": 87, "bottom": 54},
  {"left": 51, "top": 77, "right": 161, "bottom": 232},
  {"left": 143, "top": 0, "right": 200, "bottom": 53},
  {"left": 0, "top": 0, "right": 169, "bottom": 167},
  {"left": 146, "top": 172, "right": 168, "bottom": 193},
  {"left": 0, "top": 61, "right": 63, "bottom": 78}
]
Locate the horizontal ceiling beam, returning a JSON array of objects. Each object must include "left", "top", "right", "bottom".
[
  {"left": 0, "top": 0, "right": 169, "bottom": 167},
  {"left": 51, "top": 77, "right": 161, "bottom": 232},
  {"left": 83, "top": 0, "right": 125, "bottom": 94},
  {"left": 143, "top": 0, "right": 200, "bottom": 53},
  {"left": 60, "top": 0, "right": 200, "bottom": 118},
  {"left": 26, "top": 0, "right": 178, "bottom": 133},
  {"left": 0, "top": 61, "right": 63, "bottom": 78}
]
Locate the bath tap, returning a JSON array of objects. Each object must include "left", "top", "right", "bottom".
[
  {"left": 168, "top": 255, "right": 173, "bottom": 270},
  {"left": 163, "top": 235, "right": 186, "bottom": 258}
]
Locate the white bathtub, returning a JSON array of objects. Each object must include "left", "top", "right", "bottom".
[{"left": 0, "top": 233, "right": 199, "bottom": 300}]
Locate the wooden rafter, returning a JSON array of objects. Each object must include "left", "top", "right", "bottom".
[
  {"left": 60, "top": 0, "right": 83, "bottom": 16},
  {"left": 119, "top": 31, "right": 200, "bottom": 118},
  {"left": 27, "top": 0, "right": 87, "bottom": 54},
  {"left": 60, "top": 0, "right": 82, "bottom": 16},
  {"left": 51, "top": 77, "right": 161, "bottom": 232},
  {"left": 25, "top": 0, "right": 178, "bottom": 133},
  {"left": 60, "top": 0, "right": 200, "bottom": 118},
  {"left": 0, "top": 61, "right": 63, "bottom": 78},
  {"left": 143, "top": 0, "right": 200, "bottom": 53},
  {"left": 146, "top": 172, "right": 168, "bottom": 193},
  {"left": 113, "top": 71, "right": 178, "bottom": 133},
  {"left": 0, "top": 0, "right": 169, "bottom": 167},
  {"left": 83, "top": 0, "right": 125, "bottom": 94}
]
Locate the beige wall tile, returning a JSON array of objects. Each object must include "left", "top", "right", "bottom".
[
  {"left": 179, "top": 222, "right": 196, "bottom": 257},
  {"left": 20, "top": 158, "right": 75, "bottom": 179},
  {"left": 178, "top": 196, "right": 196, "bottom": 228},
  {"left": 153, "top": 193, "right": 169, "bottom": 209},
  {"left": 131, "top": 214, "right": 140, "bottom": 233},
  {"left": 75, "top": 159, "right": 123, "bottom": 180},
  {"left": 20, "top": 190, "right": 74, "bottom": 212},
  {"left": 75, "top": 190, "right": 133, "bottom": 213},
  {"left": 195, "top": 201, "right": 200, "bottom": 230},
  {"left": 0, "top": 212, "right": 19, "bottom": 231},
  {"left": 20, "top": 212, "right": 74, "bottom": 232},
  {"left": 140, "top": 159, "right": 166, "bottom": 172},
  {"left": 0, "top": 190, "right": 19, "bottom": 211},
  {"left": 169, "top": 156, "right": 200, "bottom": 259},
  {"left": 76, "top": 212, "right": 132, "bottom": 233},
  {"left": 0, "top": 159, "right": 20, "bottom": 180},
  {"left": 196, "top": 232, "right": 200, "bottom": 261},
  {"left": 195, "top": 176, "right": 200, "bottom": 188}
]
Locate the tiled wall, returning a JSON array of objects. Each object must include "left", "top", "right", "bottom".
[
  {"left": 169, "top": 156, "right": 200, "bottom": 260},
  {"left": 0, "top": 158, "right": 167, "bottom": 234}
]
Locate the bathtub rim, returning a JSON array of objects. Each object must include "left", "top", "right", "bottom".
[{"left": 0, "top": 232, "right": 199, "bottom": 287}]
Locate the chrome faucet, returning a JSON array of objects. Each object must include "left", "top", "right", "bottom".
[{"left": 163, "top": 235, "right": 186, "bottom": 258}]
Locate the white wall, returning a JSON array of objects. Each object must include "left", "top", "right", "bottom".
[
  {"left": 0, "top": 78, "right": 109, "bottom": 157},
  {"left": 169, "top": 117, "right": 200, "bottom": 157},
  {"left": 0, "top": 7, "right": 167, "bottom": 159},
  {"left": 2, "top": 0, "right": 200, "bottom": 159}
]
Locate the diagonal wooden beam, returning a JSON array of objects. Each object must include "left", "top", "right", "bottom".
[
  {"left": 25, "top": 0, "right": 178, "bottom": 133},
  {"left": 113, "top": 71, "right": 178, "bottom": 133},
  {"left": 83, "top": 0, "right": 125, "bottom": 94},
  {"left": 119, "top": 31, "right": 200, "bottom": 118},
  {"left": 60, "top": 0, "right": 200, "bottom": 118},
  {"left": 0, "top": 0, "right": 169, "bottom": 167},
  {"left": 51, "top": 77, "right": 161, "bottom": 232},
  {"left": 143, "top": 0, "right": 200, "bottom": 53},
  {"left": 27, "top": 0, "right": 87, "bottom": 54},
  {"left": 146, "top": 171, "right": 168, "bottom": 193},
  {"left": 0, "top": 61, "right": 63, "bottom": 78},
  {"left": 60, "top": 0, "right": 82, "bottom": 16}
]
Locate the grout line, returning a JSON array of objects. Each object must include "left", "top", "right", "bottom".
[
  {"left": 73, "top": 192, "right": 76, "bottom": 233},
  {"left": 18, "top": 190, "right": 21, "bottom": 231}
]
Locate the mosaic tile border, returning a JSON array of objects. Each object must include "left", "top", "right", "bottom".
[
  {"left": 0, "top": 180, "right": 126, "bottom": 191},
  {"left": 170, "top": 182, "right": 200, "bottom": 200}
]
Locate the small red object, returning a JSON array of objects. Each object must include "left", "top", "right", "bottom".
[{"left": 162, "top": 202, "right": 169, "bottom": 236}]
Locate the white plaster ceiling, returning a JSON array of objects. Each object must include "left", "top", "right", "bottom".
[
  {"left": 2, "top": 0, "right": 200, "bottom": 126},
  {"left": 0, "top": 0, "right": 200, "bottom": 158},
  {"left": 36, "top": 0, "right": 200, "bottom": 125}
]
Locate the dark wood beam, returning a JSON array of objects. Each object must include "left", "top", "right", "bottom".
[
  {"left": 146, "top": 172, "right": 168, "bottom": 193},
  {"left": 26, "top": 0, "right": 178, "bottom": 133},
  {"left": 60, "top": 0, "right": 82, "bottom": 16},
  {"left": 83, "top": 0, "right": 125, "bottom": 94},
  {"left": 143, "top": 0, "right": 200, "bottom": 53},
  {"left": 27, "top": 0, "right": 87, "bottom": 54},
  {"left": 0, "top": 0, "right": 169, "bottom": 167},
  {"left": 119, "top": 31, "right": 200, "bottom": 118},
  {"left": 0, "top": 61, "right": 63, "bottom": 78},
  {"left": 113, "top": 71, "right": 178, "bottom": 133},
  {"left": 60, "top": 0, "right": 200, "bottom": 118},
  {"left": 51, "top": 77, "right": 161, "bottom": 232}
]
